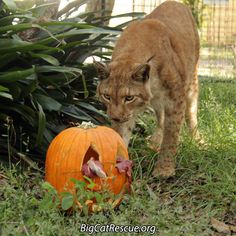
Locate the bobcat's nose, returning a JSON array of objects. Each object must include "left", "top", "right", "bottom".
[
  {"left": 111, "top": 116, "right": 130, "bottom": 123},
  {"left": 111, "top": 117, "right": 121, "bottom": 122}
]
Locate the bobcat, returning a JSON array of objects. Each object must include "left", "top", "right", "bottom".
[{"left": 95, "top": 1, "right": 200, "bottom": 177}]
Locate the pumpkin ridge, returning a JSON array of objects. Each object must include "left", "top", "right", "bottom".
[
  {"left": 57, "top": 129, "right": 80, "bottom": 191},
  {"left": 77, "top": 128, "right": 89, "bottom": 171},
  {"left": 99, "top": 127, "right": 116, "bottom": 164},
  {"left": 90, "top": 127, "right": 103, "bottom": 162},
  {"left": 46, "top": 128, "right": 78, "bottom": 191},
  {"left": 67, "top": 128, "right": 85, "bottom": 174}
]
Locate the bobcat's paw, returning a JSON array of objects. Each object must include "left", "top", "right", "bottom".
[
  {"left": 152, "top": 157, "right": 176, "bottom": 178},
  {"left": 192, "top": 131, "right": 205, "bottom": 146},
  {"left": 147, "top": 134, "right": 162, "bottom": 152},
  {"left": 147, "top": 142, "right": 161, "bottom": 153}
]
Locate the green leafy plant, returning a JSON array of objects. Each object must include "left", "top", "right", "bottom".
[
  {"left": 0, "top": 1, "right": 144, "bottom": 163},
  {"left": 40, "top": 181, "right": 60, "bottom": 210},
  {"left": 41, "top": 177, "right": 124, "bottom": 216}
]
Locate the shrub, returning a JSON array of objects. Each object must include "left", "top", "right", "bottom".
[{"left": 0, "top": 1, "right": 125, "bottom": 162}]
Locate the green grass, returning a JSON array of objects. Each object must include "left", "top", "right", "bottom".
[{"left": 0, "top": 78, "right": 236, "bottom": 236}]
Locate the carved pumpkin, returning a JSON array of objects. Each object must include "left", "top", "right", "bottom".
[{"left": 45, "top": 122, "right": 132, "bottom": 210}]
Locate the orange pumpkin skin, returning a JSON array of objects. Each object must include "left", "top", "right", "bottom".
[{"left": 45, "top": 125, "right": 130, "bottom": 207}]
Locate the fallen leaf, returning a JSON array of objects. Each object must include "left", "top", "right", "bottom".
[
  {"left": 211, "top": 218, "right": 231, "bottom": 233},
  {"left": 116, "top": 156, "right": 133, "bottom": 182}
]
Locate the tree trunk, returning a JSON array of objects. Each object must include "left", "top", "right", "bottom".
[
  {"left": 18, "top": 0, "right": 61, "bottom": 41},
  {"left": 42, "top": 0, "right": 61, "bottom": 19},
  {"left": 85, "top": 0, "right": 115, "bottom": 26}
]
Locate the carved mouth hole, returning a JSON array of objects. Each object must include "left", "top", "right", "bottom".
[{"left": 83, "top": 145, "right": 99, "bottom": 164}]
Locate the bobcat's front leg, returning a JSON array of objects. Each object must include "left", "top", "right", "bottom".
[
  {"left": 153, "top": 94, "right": 186, "bottom": 177},
  {"left": 111, "top": 118, "right": 136, "bottom": 147},
  {"left": 149, "top": 100, "right": 165, "bottom": 151}
]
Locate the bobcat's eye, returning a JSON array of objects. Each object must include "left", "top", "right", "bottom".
[
  {"left": 102, "top": 94, "right": 111, "bottom": 101},
  {"left": 125, "top": 95, "right": 135, "bottom": 102}
]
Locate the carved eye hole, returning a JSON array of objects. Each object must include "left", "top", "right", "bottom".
[
  {"left": 103, "top": 94, "right": 111, "bottom": 101},
  {"left": 125, "top": 95, "right": 135, "bottom": 102}
]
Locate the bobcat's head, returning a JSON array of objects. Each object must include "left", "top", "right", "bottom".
[{"left": 95, "top": 59, "right": 152, "bottom": 123}]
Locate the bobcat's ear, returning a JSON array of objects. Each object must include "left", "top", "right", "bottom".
[
  {"left": 94, "top": 61, "right": 109, "bottom": 80},
  {"left": 132, "top": 63, "right": 150, "bottom": 82}
]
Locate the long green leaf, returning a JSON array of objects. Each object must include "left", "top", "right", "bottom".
[
  {"left": 80, "top": 75, "right": 88, "bottom": 98},
  {"left": 78, "top": 102, "right": 107, "bottom": 118},
  {"left": 92, "top": 12, "right": 145, "bottom": 22},
  {"left": 0, "top": 38, "right": 31, "bottom": 47},
  {"left": 0, "top": 39, "right": 63, "bottom": 54},
  {"left": 0, "top": 92, "right": 13, "bottom": 100},
  {"left": 36, "top": 66, "right": 82, "bottom": 75},
  {"left": 40, "top": 21, "right": 96, "bottom": 28},
  {"left": 36, "top": 102, "right": 46, "bottom": 147},
  {"left": 43, "top": 128, "right": 55, "bottom": 144},
  {"left": 0, "top": 23, "right": 64, "bottom": 44},
  {"left": 34, "top": 94, "right": 62, "bottom": 111},
  {"left": 0, "top": 23, "right": 38, "bottom": 33},
  {"left": 0, "top": 85, "right": 9, "bottom": 92},
  {"left": 61, "top": 105, "right": 98, "bottom": 124},
  {"left": 0, "top": 68, "right": 35, "bottom": 83},
  {"left": 0, "top": 22, "right": 96, "bottom": 35},
  {"left": 37, "top": 28, "right": 120, "bottom": 45},
  {"left": 30, "top": 52, "right": 60, "bottom": 66}
]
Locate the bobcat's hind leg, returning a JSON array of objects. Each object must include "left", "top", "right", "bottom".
[{"left": 185, "top": 69, "right": 202, "bottom": 142}]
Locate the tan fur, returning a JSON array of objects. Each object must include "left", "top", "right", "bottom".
[{"left": 96, "top": 1, "right": 200, "bottom": 177}]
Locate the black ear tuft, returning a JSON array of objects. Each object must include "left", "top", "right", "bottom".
[
  {"left": 94, "top": 61, "right": 109, "bottom": 80},
  {"left": 132, "top": 63, "right": 150, "bottom": 82}
]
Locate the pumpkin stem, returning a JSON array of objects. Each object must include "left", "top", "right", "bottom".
[{"left": 78, "top": 121, "right": 97, "bottom": 129}]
